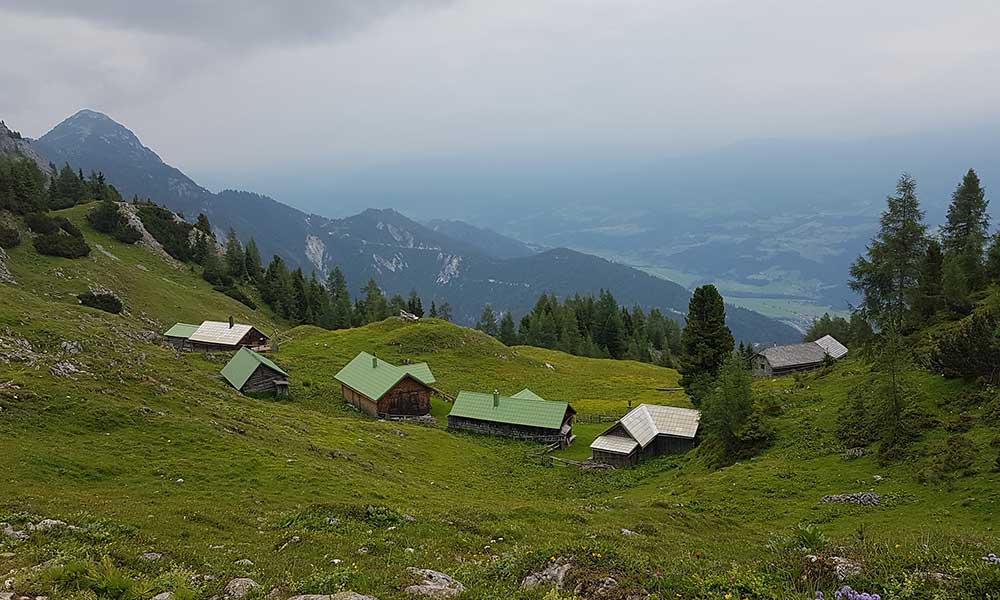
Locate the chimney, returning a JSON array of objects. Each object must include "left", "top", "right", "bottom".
[
  {"left": 372, "top": 354, "right": 378, "bottom": 368},
  {"left": 228, "top": 315, "right": 234, "bottom": 329},
  {"left": 627, "top": 399, "right": 633, "bottom": 412},
  {"left": 493, "top": 389, "right": 500, "bottom": 408}
]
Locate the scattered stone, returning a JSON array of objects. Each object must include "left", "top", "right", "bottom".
[
  {"left": 224, "top": 577, "right": 259, "bottom": 598},
  {"left": 821, "top": 492, "right": 880, "bottom": 506},
  {"left": 521, "top": 557, "right": 574, "bottom": 589},
  {"left": 94, "top": 244, "right": 120, "bottom": 261},
  {"left": 574, "top": 576, "right": 619, "bottom": 597},
  {"left": 804, "top": 555, "right": 862, "bottom": 582},
  {"left": 150, "top": 593, "right": 174, "bottom": 600},
  {"left": 49, "top": 361, "right": 82, "bottom": 378},
  {"left": 391, "top": 429, "right": 408, "bottom": 437},
  {"left": 278, "top": 535, "right": 302, "bottom": 551},
  {"left": 843, "top": 447, "right": 865, "bottom": 459},
  {"left": 140, "top": 552, "right": 163, "bottom": 562},
  {"left": 59, "top": 341, "right": 82, "bottom": 355},
  {"left": 620, "top": 528, "right": 637, "bottom": 536},
  {"left": 872, "top": 475, "right": 883, "bottom": 482},
  {"left": 404, "top": 568, "right": 465, "bottom": 598},
  {"left": 830, "top": 556, "right": 862, "bottom": 580},
  {"left": 545, "top": 362, "right": 555, "bottom": 370},
  {"left": 0, "top": 592, "right": 12, "bottom": 600},
  {"left": 30, "top": 519, "right": 69, "bottom": 532},
  {"left": 0, "top": 247, "right": 14, "bottom": 285},
  {"left": 288, "top": 594, "right": 378, "bottom": 600},
  {"left": 403, "top": 514, "right": 417, "bottom": 523},
  {"left": 234, "top": 559, "right": 254, "bottom": 567},
  {"left": 1, "top": 523, "right": 28, "bottom": 540}
]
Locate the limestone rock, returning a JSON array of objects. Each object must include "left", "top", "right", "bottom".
[
  {"left": 521, "top": 557, "right": 574, "bottom": 589},
  {"left": 288, "top": 594, "right": 378, "bottom": 600},
  {"left": 404, "top": 568, "right": 465, "bottom": 598},
  {"left": 224, "top": 578, "right": 259, "bottom": 598},
  {"left": 234, "top": 559, "right": 254, "bottom": 567},
  {"left": 140, "top": 552, "right": 163, "bottom": 561},
  {"left": 150, "top": 593, "right": 174, "bottom": 600},
  {"left": 820, "top": 492, "right": 880, "bottom": 506}
]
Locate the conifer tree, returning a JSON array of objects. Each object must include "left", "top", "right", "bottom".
[
  {"left": 362, "top": 279, "right": 389, "bottom": 323},
  {"left": 941, "top": 255, "right": 972, "bottom": 313},
  {"left": 679, "top": 284, "right": 734, "bottom": 406},
  {"left": 429, "top": 301, "right": 438, "bottom": 318},
  {"left": 195, "top": 213, "right": 213, "bottom": 236},
  {"left": 986, "top": 231, "right": 1000, "bottom": 284},
  {"left": 244, "top": 238, "right": 263, "bottom": 283},
  {"left": 406, "top": 289, "right": 424, "bottom": 317},
  {"left": 475, "top": 304, "right": 499, "bottom": 337},
  {"left": 701, "top": 356, "right": 753, "bottom": 458},
  {"left": 912, "top": 239, "right": 944, "bottom": 319},
  {"left": 438, "top": 302, "right": 453, "bottom": 322},
  {"left": 327, "top": 267, "right": 352, "bottom": 329},
  {"left": 223, "top": 228, "right": 246, "bottom": 281},
  {"left": 849, "top": 173, "right": 927, "bottom": 328},
  {"left": 498, "top": 312, "right": 518, "bottom": 346},
  {"left": 941, "top": 169, "right": 990, "bottom": 289}
]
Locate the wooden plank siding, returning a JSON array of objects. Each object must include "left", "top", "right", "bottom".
[
  {"left": 240, "top": 364, "right": 287, "bottom": 395},
  {"left": 341, "top": 375, "right": 431, "bottom": 418}
]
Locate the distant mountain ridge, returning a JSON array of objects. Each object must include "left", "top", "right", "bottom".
[{"left": 20, "top": 109, "right": 800, "bottom": 343}]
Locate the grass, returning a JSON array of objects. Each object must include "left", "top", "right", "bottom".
[{"left": 0, "top": 206, "right": 999, "bottom": 599}]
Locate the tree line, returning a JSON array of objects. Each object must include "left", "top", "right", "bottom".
[{"left": 473, "top": 291, "right": 682, "bottom": 364}]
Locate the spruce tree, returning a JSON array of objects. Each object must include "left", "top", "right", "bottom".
[
  {"left": 406, "top": 289, "right": 424, "bottom": 317},
  {"left": 941, "top": 169, "right": 990, "bottom": 289},
  {"left": 985, "top": 231, "right": 1000, "bottom": 284},
  {"left": 679, "top": 284, "right": 734, "bottom": 406},
  {"left": 362, "top": 279, "right": 388, "bottom": 323},
  {"left": 223, "top": 228, "right": 246, "bottom": 281},
  {"left": 438, "top": 302, "right": 453, "bottom": 322},
  {"left": 429, "top": 301, "right": 438, "bottom": 318},
  {"left": 498, "top": 312, "right": 518, "bottom": 346},
  {"left": 701, "top": 356, "right": 753, "bottom": 458},
  {"left": 244, "top": 238, "right": 263, "bottom": 283},
  {"left": 941, "top": 255, "right": 972, "bottom": 313},
  {"left": 912, "top": 239, "right": 944, "bottom": 319},
  {"left": 327, "top": 267, "right": 352, "bottom": 329},
  {"left": 849, "top": 173, "right": 927, "bottom": 328},
  {"left": 195, "top": 213, "right": 213, "bottom": 236},
  {"left": 476, "top": 304, "right": 499, "bottom": 337}
]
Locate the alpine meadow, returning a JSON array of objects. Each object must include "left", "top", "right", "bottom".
[{"left": 3, "top": 2, "right": 1000, "bottom": 600}]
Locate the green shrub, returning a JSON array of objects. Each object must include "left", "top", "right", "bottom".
[
  {"left": 929, "top": 306, "right": 1000, "bottom": 381},
  {"left": 33, "top": 232, "right": 91, "bottom": 258},
  {"left": 135, "top": 201, "right": 193, "bottom": 261},
  {"left": 917, "top": 434, "right": 978, "bottom": 485},
  {"left": 87, "top": 200, "right": 142, "bottom": 244},
  {"left": 214, "top": 286, "right": 257, "bottom": 310},
  {"left": 78, "top": 291, "right": 123, "bottom": 314},
  {"left": 25, "top": 212, "right": 58, "bottom": 234},
  {"left": 0, "top": 225, "right": 20, "bottom": 249}
]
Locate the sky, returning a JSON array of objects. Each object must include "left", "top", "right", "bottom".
[{"left": 3, "top": 1, "right": 1000, "bottom": 215}]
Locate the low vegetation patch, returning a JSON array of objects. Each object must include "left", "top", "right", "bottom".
[
  {"left": 78, "top": 290, "right": 124, "bottom": 314},
  {"left": 0, "top": 224, "right": 20, "bottom": 249}
]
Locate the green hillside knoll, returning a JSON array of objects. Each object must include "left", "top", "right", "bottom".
[{"left": 0, "top": 206, "right": 998, "bottom": 599}]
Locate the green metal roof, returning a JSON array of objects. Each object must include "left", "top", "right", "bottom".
[
  {"left": 164, "top": 323, "right": 199, "bottom": 338},
  {"left": 221, "top": 347, "right": 288, "bottom": 390},
  {"left": 511, "top": 388, "right": 544, "bottom": 401},
  {"left": 333, "top": 352, "right": 436, "bottom": 400},
  {"left": 449, "top": 390, "right": 570, "bottom": 430}
]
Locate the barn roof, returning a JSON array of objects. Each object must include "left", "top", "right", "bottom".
[
  {"left": 221, "top": 347, "right": 288, "bottom": 390},
  {"left": 511, "top": 388, "right": 544, "bottom": 401},
  {"left": 590, "top": 434, "right": 639, "bottom": 455},
  {"left": 757, "top": 342, "right": 828, "bottom": 368},
  {"left": 188, "top": 321, "right": 259, "bottom": 346},
  {"left": 334, "top": 352, "right": 435, "bottom": 401},
  {"left": 164, "top": 323, "right": 199, "bottom": 338},
  {"left": 814, "top": 335, "right": 848, "bottom": 359},
  {"left": 591, "top": 404, "right": 701, "bottom": 454},
  {"left": 449, "top": 390, "right": 570, "bottom": 430}
]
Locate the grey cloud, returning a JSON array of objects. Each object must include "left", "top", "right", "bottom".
[{"left": 4, "top": 0, "right": 451, "bottom": 47}]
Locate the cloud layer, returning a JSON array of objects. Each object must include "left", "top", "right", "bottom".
[{"left": 3, "top": 1, "right": 1000, "bottom": 196}]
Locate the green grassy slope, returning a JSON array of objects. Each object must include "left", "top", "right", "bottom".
[{"left": 0, "top": 206, "right": 998, "bottom": 599}]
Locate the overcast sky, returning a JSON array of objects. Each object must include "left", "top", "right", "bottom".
[{"left": 3, "top": 0, "right": 1000, "bottom": 205}]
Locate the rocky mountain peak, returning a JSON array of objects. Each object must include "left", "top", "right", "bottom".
[{"left": 38, "top": 109, "right": 161, "bottom": 166}]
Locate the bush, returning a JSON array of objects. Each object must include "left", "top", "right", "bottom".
[
  {"left": 87, "top": 200, "right": 142, "bottom": 244},
  {"left": 214, "top": 285, "right": 257, "bottom": 310},
  {"left": 78, "top": 291, "right": 123, "bottom": 314},
  {"left": 0, "top": 225, "right": 20, "bottom": 249},
  {"left": 54, "top": 216, "right": 83, "bottom": 238},
  {"left": 25, "top": 212, "right": 58, "bottom": 234},
  {"left": 135, "top": 201, "right": 193, "bottom": 261},
  {"left": 929, "top": 306, "right": 1000, "bottom": 382},
  {"left": 917, "top": 434, "right": 977, "bottom": 485},
  {"left": 34, "top": 232, "right": 91, "bottom": 258}
]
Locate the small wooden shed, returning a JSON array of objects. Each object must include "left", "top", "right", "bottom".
[
  {"left": 334, "top": 352, "right": 436, "bottom": 418},
  {"left": 164, "top": 322, "right": 199, "bottom": 350},
  {"left": 221, "top": 347, "right": 289, "bottom": 397},
  {"left": 590, "top": 404, "right": 700, "bottom": 467},
  {"left": 447, "top": 389, "right": 576, "bottom": 446}
]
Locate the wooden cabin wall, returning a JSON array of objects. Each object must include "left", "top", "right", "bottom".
[{"left": 377, "top": 378, "right": 431, "bottom": 417}]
